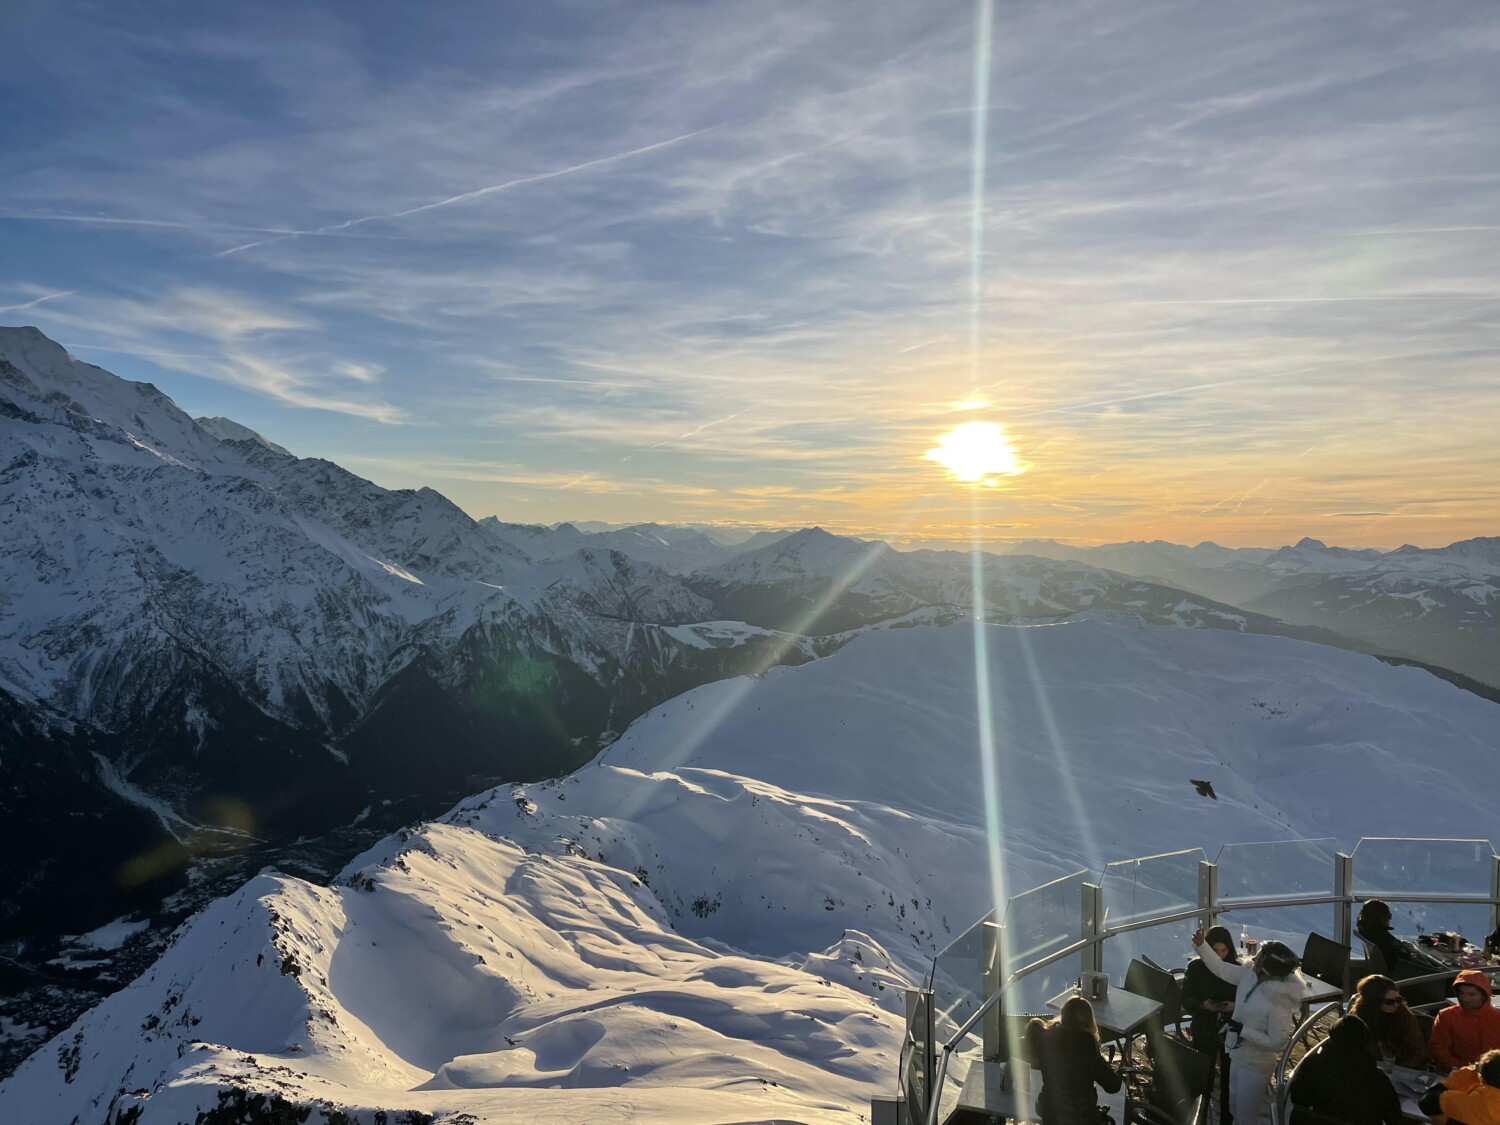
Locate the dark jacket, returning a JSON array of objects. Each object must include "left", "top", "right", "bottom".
[
  {"left": 1026, "top": 1019, "right": 1123, "bottom": 1125},
  {"left": 1289, "top": 1016, "right": 1403, "bottom": 1125},
  {"left": 1357, "top": 918, "right": 1408, "bottom": 974},
  {"left": 1348, "top": 995, "right": 1429, "bottom": 1069},
  {"left": 1181, "top": 955, "right": 1239, "bottom": 1050}
]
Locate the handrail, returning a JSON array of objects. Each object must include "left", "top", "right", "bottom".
[
  {"left": 918, "top": 904, "right": 1500, "bottom": 1125},
  {"left": 1269, "top": 1001, "right": 1343, "bottom": 1125},
  {"left": 910, "top": 835, "right": 1500, "bottom": 1125}
]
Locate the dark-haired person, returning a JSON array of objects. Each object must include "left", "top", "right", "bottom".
[
  {"left": 1183, "top": 925, "right": 1240, "bottom": 1048},
  {"left": 1431, "top": 971, "right": 1500, "bottom": 1073},
  {"left": 1418, "top": 1048, "right": 1500, "bottom": 1125},
  {"left": 1025, "top": 995, "right": 1123, "bottom": 1125},
  {"left": 1358, "top": 899, "right": 1409, "bottom": 972},
  {"left": 1288, "top": 1014, "right": 1403, "bottom": 1125},
  {"left": 1358, "top": 899, "right": 1447, "bottom": 975},
  {"left": 1357, "top": 899, "right": 1449, "bottom": 1005},
  {"left": 1183, "top": 925, "right": 1239, "bottom": 1121},
  {"left": 1192, "top": 925, "right": 1308, "bottom": 1124},
  {"left": 1349, "top": 974, "right": 1430, "bottom": 1069}
]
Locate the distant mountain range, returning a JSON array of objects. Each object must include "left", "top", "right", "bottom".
[
  {"left": 1, "top": 323, "right": 1495, "bottom": 1078},
  {"left": 1002, "top": 536, "right": 1500, "bottom": 690}
]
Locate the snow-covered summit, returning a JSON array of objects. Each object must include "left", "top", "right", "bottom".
[
  {"left": 0, "top": 325, "right": 247, "bottom": 474},
  {"left": 195, "top": 415, "right": 294, "bottom": 457}
]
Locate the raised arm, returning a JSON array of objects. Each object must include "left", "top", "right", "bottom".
[{"left": 1191, "top": 940, "right": 1245, "bottom": 985}]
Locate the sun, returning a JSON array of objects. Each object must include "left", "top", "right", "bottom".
[{"left": 924, "top": 421, "right": 1027, "bottom": 484}]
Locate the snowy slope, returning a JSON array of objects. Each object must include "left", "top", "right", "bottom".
[
  {"left": 7, "top": 618, "right": 1497, "bottom": 1123},
  {"left": 1006, "top": 531, "right": 1500, "bottom": 688}
]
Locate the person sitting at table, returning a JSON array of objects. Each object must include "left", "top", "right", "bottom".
[
  {"left": 1192, "top": 925, "right": 1308, "bottom": 1125},
  {"left": 1025, "top": 996, "right": 1123, "bottom": 1125},
  {"left": 1349, "top": 974, "right": 1431, "bottom": 1069},
  {"left": 1417, "top": 1048, "right": 1500, "bottom": 1125},
  {"left": 1431, "top": 971, "right": 1500, "bottom": 1073},
  {"left": 1288, "top": 1014, "right": 1404, "bottom": 1125},
  {"left": 1359, "top": 900, "right": 1449, "bottom": 975}
]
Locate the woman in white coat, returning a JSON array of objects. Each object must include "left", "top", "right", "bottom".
[{"left": 1190, "top": 925, "right": 1307, "bottom": 1125}]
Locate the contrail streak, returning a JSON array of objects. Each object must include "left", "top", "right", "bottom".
[
  {"left": 1019, "top": 380, "right": 1230, "bottom": 417},
  {"left": 219, "top": 126, "right": 720, "bottom": 257},
  {"left": 1333, "top": 226, "right": 1500, "bottom": 236},
  {"left": 0, "top": 213, "right": 311, "bottom": 236},
  {"left": 497, "top": 374, "right": 635, "bottom": 388},
  {"left": 0, "top": 290, "right": 75, "bottom": 314},
  {"left": 646, "top": 408, "right": 745, "bottom": 451},
  {"left": 1127, "top": 295, "right": 1500, "bottom": 305},
  {"left": 61, "top": 342, "right": 230, "bottom": 360}
]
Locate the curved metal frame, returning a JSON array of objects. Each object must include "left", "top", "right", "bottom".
[
  {"left": 913, "top": 839, "right": 1500, "bottom": 1125},
  {"left": 1268, "top": 966, "right": 1500, "bottom": 1125}
]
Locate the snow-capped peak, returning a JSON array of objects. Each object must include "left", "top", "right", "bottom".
[{"left": 195, "top": 415, "right": 294, "bottom": 457}]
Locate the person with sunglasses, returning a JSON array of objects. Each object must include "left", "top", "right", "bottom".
[{"left": 1349, "top": 974, "right": 1430, "bottom": 1069}]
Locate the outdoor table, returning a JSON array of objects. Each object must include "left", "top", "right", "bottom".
[
  {"left": 1047, "top": 986, "right": 1163, "bottom": 1040},
  {"left": 955, "top": 1056, "right": 1126, "bottom": 1123},
  {"left": 1299, "top": 976, "right": 1343, "bottom": 1012},
  {"left": 1385, "top": 1063, "right": 1441, "bottom": 1122}
]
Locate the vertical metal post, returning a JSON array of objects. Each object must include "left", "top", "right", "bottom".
[
  {"left": 903, "top": 988, "right": 934, "bottom": 1125},
  {"left": 982, "top": 921, "right": 1003, "bottom": 1060},
  {"left": 1490, "top": 852, "right": 1500, "bottom": 940},
  {"left": 1334, "top": 852, "right": 1354, "bottom": 948},
  {"left": 1081, "top": 882, "right": 1104, "bottom": 979},
  {"left": 1198, "top": 859, "right": 1218, "bottom": 931}
]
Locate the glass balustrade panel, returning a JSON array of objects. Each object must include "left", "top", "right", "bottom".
[
  {"left": 1002, "top": 868, "right": 1092, "bottom": 1014},
  {"left": 1352, "top": 837, "right": 1497, "bottom": 947},
  {"left": 1099, "top": 849, "right": 1206, "bottom": 982}
]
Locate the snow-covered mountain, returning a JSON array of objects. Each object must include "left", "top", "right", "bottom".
[
  {"left": 0, "top": 326, "right": 810, "bottom": 1061},
  {"left": 5, "top": 618, "right": 1497, "bottom": 1123},
  {"left": 480, "top": 517, "right": 789, "bottom": 573},
  {"left": 686, "top": 527, "right": 1362, "bottom": 648},
  {"left": 4, "top": 323, "right": 1495, "bottom": 1093},
  {"left": 1002, "top": 535, "right": 1500, "bottom": 689}
]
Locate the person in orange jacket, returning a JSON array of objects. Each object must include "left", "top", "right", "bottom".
[
  {"left": 1420, "top": 1049, "right": 1500, "bottom": 1125},
  {"left": 1431, "top": 971, "right": 1500, "bottom": 1072}
]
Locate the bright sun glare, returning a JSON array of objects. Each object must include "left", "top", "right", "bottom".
[{"left": 924, "top": 421, "right": 1027, "bottom": 484}]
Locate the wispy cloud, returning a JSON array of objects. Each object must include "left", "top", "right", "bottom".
[{"left": 6, "top": 0, "right": 1500, "bottom": 541}]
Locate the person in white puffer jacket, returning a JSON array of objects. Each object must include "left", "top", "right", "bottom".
[{"left": 1190, "top": 925, "right": 1308, "bottom": 1125}]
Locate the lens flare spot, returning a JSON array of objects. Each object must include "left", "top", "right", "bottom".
[{"left": 924, "top": 421, "right": 1027, "bottom": 484}]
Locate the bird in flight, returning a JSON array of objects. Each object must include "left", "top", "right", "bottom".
[{"left": 1190, "top": 779, "right": 1218, "bottom": 800}]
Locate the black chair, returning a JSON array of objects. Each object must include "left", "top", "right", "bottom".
[
  {"left": 1302, "top": 932, "right": 1351, "bottom": 992},
  {"left": 1123, "top": 958, "right": 1186, "bottom": 1040},
  {"left": 1124, "top": 1027, "right": 1213, "bottom": 1125},
  {"left": 1357, "top": 935, "right": 1390, "bottom": 975}
]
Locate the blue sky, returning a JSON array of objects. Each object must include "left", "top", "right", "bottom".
[{"left": 3, "top": 0, "right": 1499, "bottom": 545}]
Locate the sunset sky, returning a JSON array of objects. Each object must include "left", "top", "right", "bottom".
[{"left": 3, "top": 0, "right": 1498, "bottom": 547}]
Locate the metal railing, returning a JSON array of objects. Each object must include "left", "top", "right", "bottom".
[
  {"left": 896, "top": 838, "right": 1500, "bottom": 1125},
  {"left": 1268, "top": 966, "right": 1500, "bottom": 1125}
]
